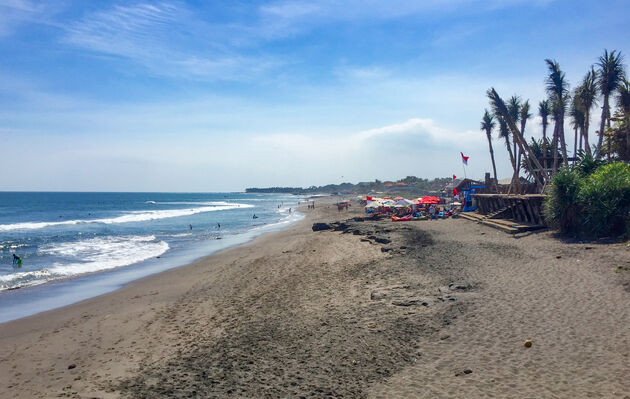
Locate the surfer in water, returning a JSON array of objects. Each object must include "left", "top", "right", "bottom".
[
  {"left": 12, "top": 254, "right": 22, "bottom": 267},
  {"left": 189, "top": 224, "right": 193, "bottom": 230},
  {"left": 253, "top": 214, "right": 258, "bottom": 219}
]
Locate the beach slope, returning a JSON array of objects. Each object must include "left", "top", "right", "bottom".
[{"left": 1, "top": 199, "right": 629, "bottom": 398}]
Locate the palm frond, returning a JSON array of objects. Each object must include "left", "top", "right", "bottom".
[
  {"left": 507, "top": 95, "right": 521, "bottom": 123},
  {"left": 597, "top": 49, "right": 626, "bottom": 96},
  {"left": 520, "top": 100, "right": 532, "bottom": 121},
  {"left": 545, "top": 59, "right": 569, "bottom": 101},
  {"left": 480, "top": 109, "right": 495, "bottom": 132}
]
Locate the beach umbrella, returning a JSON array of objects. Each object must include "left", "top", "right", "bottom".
[
  {"left": 419, "top": 196, "right": 439, "bottom": 204},
  {"left": 394, "top": 199, "right": 413, "bottom": 206}
]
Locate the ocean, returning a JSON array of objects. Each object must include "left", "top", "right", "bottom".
[{"left": 0, "top": 192, "right": 304, "bottom": 322}]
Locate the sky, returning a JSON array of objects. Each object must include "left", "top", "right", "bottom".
[{"left": 0, "top": 0, "right": 629, "bottom": 192}]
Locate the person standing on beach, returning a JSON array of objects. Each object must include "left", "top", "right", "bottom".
[{"left": 429, "top": 205, "right": 435, "bottom": 220}]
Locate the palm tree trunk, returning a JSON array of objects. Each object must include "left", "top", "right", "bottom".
[
  {"left": 506, "top": 117, "right": 546, "bottom": 190},
  {"left": 486, "top": 132, "right": 499, "bottom": 192},
  {"left": 584, "top": 109, "right": 592, "bottom": 156},
  {"left": 513, "top": 140, "right": 518, "bottom": 175},
  {"left": 517, "top": 119, "right": 527, "bottom": 174},
  {"left": 504, "top": 138, "right": 520, "bottom": 194},
  {"left": 573, "top": 126, "right": 578, "bottom": 164},
  {"left": 597, "top": 96, "right": 609, "bottom": 157},
  {"left": 552, "top": 122, "right": 560, "bottom": 174},
  {"left": 559, "top": 112, "right": 568, "bottom": 165},
  {"left": 542, "top": 123, "right": 548, "bottom": 170},
  {"left": 579, "top": 126, "right": 583, "bottom": 152}
]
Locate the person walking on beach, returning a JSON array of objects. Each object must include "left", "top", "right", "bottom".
[{"left": 429, "top": 205, "right": 435, "bottom": 220}]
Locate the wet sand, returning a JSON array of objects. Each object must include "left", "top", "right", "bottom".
[{"left": 1, "top": 198, "right": 629, "bottom": 398}]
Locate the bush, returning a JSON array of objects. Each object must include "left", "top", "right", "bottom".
[
  {"left": 579, "top": 162, "right": 630, "bottom": 237},
  {"left": 543, "top": 167, "right": 583, "bottom": 234}
]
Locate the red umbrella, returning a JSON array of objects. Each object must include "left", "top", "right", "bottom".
[{"left": 419, "top": 196, "right": 439, "bottom": 204}]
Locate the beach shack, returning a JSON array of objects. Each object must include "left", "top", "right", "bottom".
[{"left": 455, "top": 179, "right": 484, "bottom": 212}]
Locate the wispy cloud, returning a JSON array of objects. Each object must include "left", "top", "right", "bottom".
[
  {"left": 0, "top": 0, "right": 52, "bottom": 36},
  {"left": 63, "top": 1, "right": 280, "bottom": 80}
]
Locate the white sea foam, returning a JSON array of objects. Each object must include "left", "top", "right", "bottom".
[
  {"left": 45, "top": 235, "right": 169, "bottom": 275},
  {"left": 0, "top": 203, "right": 254, "bottom": 232},
  {"left": 0, "top": 269, "right": 54, "bottom": 290},
  {"left": 0, "top": 235, "right": 169, "bottom": 291}
]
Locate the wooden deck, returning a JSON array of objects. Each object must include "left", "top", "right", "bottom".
[
  {"left": 459, "top": 211, "right": 546, "bottom": 234},
  {"left": 473, "top": 193, "right": 546, "bottom": 226}
]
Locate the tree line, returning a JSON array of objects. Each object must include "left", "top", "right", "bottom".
[{"left": 481, "top": 49, "right": 628, "bottom": 193}]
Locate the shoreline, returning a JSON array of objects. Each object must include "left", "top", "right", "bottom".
[
  {"left": 0, "top": 206, "right": 305, "bottom": 324},
  {"left": 1, "top": 198, "right": 629, "bottom": 398}
]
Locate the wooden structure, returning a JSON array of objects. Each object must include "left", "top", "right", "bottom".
[{"left": 459, "top": 194, "right": 547, "bottom": 234}]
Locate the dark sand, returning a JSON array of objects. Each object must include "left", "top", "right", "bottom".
[{"left": 1, "top": 198, "right": 629, "bottom": 398}]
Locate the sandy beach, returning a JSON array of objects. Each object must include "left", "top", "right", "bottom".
[{"left": 1, "top": 197, "right": 629, "bottom": 398}]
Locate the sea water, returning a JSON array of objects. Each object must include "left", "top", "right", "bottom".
[{"left": 0, "top": 192, "right": 304, "bottom": 322}]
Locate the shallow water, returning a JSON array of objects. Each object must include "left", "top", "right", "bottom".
[{"left": 0, "top": 192, "right": 304, "bottom": 322}]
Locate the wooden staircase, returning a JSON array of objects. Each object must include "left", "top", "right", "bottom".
[
  {"left": 459, "top": 211, "right": 545, "bottom": 234},
  {"left": 480, "top": 205, "right": 514, "bottom": 221}
]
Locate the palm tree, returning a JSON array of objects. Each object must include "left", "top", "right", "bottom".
[
  {"left": 617, "top": 78, "right": 630, "bottom": 158},
  {"left": 545, "top": 59, "right": 570, "bottom": 168},
  {"left": 507, "top": 96, "right": 521, "bottom": 165},
  {"left": 517, "top": 100, "right": 532, "bottom": 173},
  {"left": 497, "top": 115, "right": 519, "bottom": 192},
  {"left": 480, "top": 110, "right": 498, "bottom": 190},
  {"left": 538, "top": 100, "right": 551, "bottom": 169},
  {"left": 576, "top": 68, "right": 597, "bottom": 155},
  {"left": 569, "top": 95, "right": 585, "bottom": 163},
  {"left": 487, "top": 88, "right": 547, "bottom": 190},
  {"left": 596, "top": 49, "right": 626, "bottom": 157}
]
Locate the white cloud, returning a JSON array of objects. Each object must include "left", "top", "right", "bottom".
[
  {"left": 63, "top": 1, "right": 280, "bottom": 80},
  {"left": 0, "top": 0, "right": 51, "bottom": 36}
]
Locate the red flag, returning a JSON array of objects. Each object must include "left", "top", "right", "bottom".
[
  {"left": 453, "top": 187, "right": 458, "bottom": 196},
  {"left": 452, "top": 174, "right": 456, "bottom": 179},
  {"left": 460, "top": 152, "right": 469, "bottom": 165}
]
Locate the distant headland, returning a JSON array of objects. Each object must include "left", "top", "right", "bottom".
[{"left": 245, "top": 176, "right": 456, "bottom": 196}]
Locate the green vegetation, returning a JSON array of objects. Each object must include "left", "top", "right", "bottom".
[
  {"left": 246, "top": 176, "right": 455, "bottom": 196},
  {"left": 480, "top": 49, "right": 628, "bottom": 195},
  {"left": 544, "top": 159, "right": 630, "bottom": 238}
]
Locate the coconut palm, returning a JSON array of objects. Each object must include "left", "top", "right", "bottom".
[
  {"left": 617, "top": 78, "right": 630, "bottom": 158},
  {"left": 596, "top": 49, "right": 626, "bottom": 157},
  {"left": 521, "top": 137, "right": 559, "bottom": 184},
  {"left": 538, "top": 100, "right": 551, "bottom": 169},
  {"left": 517, "top": 100, "right": 532, "bottom": 173},
  {"left": 569, "top": 95, "right": 585, "bottom": 163},
  {"left": 480, "top": 110, "right": 498, "bottom": 190},
  {"left": 545, "top": 59, "right": 570, "bottom": 168},
  {"left": 497, "top": 115, "right": 519, "bottom": 192},
  {"left": 576, "top": 68, "right": 597, "bottom": 155},
  {"left": 507, "top": 96, "right": 521, "bottom": 163},
  {"left": 487, "top": 88, "right": 547, "bottom": 190}
]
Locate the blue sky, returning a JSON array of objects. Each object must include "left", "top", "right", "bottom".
[{"left": 1, "top": 0, "right": 629, "bottom": 191}]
